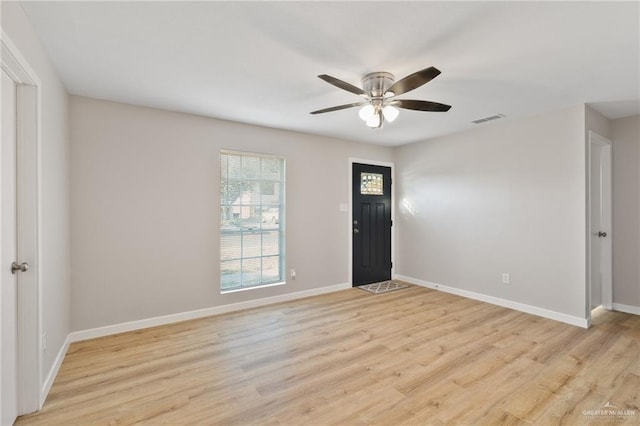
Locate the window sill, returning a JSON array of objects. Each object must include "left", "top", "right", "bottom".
[{"left": 220, "top": 281, "right": 286, "bottom": 294}]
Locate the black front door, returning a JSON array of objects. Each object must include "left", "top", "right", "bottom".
[{"left": 352, "top": 163, "right": 392, "bottom": 286}]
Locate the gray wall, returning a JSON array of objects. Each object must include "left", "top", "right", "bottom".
[
  {"left": 611, "top": 115, "right": 640, "bottom": 308},
  {"left": 394, "top": 105, "right": 587, "bottom": 319},
  {"left": 69, "top": 96, "right": 393, "bottom": 330},
  {"left": 2, "top": 2, "right": 71, "bottom": 386}
]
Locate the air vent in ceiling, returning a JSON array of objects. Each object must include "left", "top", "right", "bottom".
[{"left": 472, "top": 114, "right": 505, "bottom": 124}]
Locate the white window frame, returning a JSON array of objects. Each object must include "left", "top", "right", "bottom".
[{"left": 220, "top": 150, "right": 286, "bottom": 292}]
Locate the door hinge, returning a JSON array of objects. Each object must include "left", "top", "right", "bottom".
[
  {"left": 391, "top": 262, "right": 393, "bottom": 268},
  {"left": 390, "top": 220, "right": 393, "bottom": 226}
]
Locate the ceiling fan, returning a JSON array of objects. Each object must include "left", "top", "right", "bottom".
[{"left": 310, "top": 66, "right": 451, "bottom": 129}]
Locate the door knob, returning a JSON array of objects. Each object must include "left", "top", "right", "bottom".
[
  {"left": 353, "top": 228, "right": 359, "bottom": 234},
  {"left": 598, "top": 231, "right": 607, "bottom": 238},
  {"left": 11, "top": 261, "right": 29, "bottom": 274}
]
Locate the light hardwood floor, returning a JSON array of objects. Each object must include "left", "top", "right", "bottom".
[{"left": 17, "top": 285, "right": 640, "bottom": 425}]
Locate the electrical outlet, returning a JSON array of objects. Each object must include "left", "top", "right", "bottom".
[
  {"left": 290, "top": 269, "right": 296, "bottom": 280},
  {"left": 502, "top": 273, "right": 510, "bottom": 284}
]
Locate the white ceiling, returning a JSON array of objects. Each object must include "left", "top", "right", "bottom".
[{"left": 20, "top": 1, "right": 640, "bottom": 146}]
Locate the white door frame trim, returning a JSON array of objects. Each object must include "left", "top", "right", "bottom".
[
  {"left": 586, "top": 131, "right": 613, "bottom": 320},
  {"left": 1, "top": 31, "right": 43, "bottom": 414},
  {"left": 347, "top": 158, "right": 395, "bottom": 287}
]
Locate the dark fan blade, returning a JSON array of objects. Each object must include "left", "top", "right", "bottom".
[
  {"left": 310, "top": 102, "right": 366, "bottom": 114},
  {"left": 318, "top": 74, "right": 366, "bottom": 96},
  {"left": 386, "top": 67, "right": 441, "bottom": 96},
  {"left": 392, "top": 99, "right": 451, "bottom": 112}
]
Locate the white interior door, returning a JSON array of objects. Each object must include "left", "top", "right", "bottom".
[
  {"left": 1, "top": 68, "right": 19, "bottom": 426},
  {"left": 589, "top": 132, "right": 613, "bottom": 311}
]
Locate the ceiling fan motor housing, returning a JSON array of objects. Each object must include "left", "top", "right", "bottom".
[{"left": 362, "top": 72, "right": 395, "bottom": 99}]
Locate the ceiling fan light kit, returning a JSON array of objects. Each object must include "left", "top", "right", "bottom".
[
  {"left": 311, "top": 66, "right": 451, "bottom": 129},
  {"left": 358, "top": 104, "right": 375, "bottom": 121},
  {"left": 382, "top": 105, "right": 399, "bottom": 122},
  {"left": 366, "top": 112, "right": 382, "bottom": 128}
]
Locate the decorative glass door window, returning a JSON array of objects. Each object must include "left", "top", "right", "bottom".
[{"left": 361, "top": 172, "right": 384, "bottom": 195}]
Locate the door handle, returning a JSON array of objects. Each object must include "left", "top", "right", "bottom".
[
  {"left": 353, "top": 228, "right": 359, "bottom": 234},
  {"left": 598, "top": 231, "right": 607, "bottom": 238},
  {"left": 11, "top": 261, "right": 29, "bottom": 274}
]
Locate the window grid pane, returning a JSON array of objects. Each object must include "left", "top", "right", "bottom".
[
  {"left": 361, "top": 172, "right": 384, "bottom": 195},
  {"left": 220, "top": 152, "right": 285, "bottom": 290}
]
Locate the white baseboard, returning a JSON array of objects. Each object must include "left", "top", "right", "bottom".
[
  {"left": 41, "top": 334, "right": 70, "bottom": 407},
  {"left": 613, "top": 303, "right": 640, "bottom": 315},
  {"left": 395, "top": 275, "right": 589, "bottom": 328},
  {"left": 69, "top": 282, "right": 351, "bottom": 343}
]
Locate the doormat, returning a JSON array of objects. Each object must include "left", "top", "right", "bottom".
[{"left": 358, "top": 280, "right": 408, "bottom": 294}]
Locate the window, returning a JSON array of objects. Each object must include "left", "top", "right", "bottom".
[
  {"left": 361, "top": 172, "right": 384, "bottom": 195},
  {"left": 220, "top": 151, "right": 285, "bottom": 291}
]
